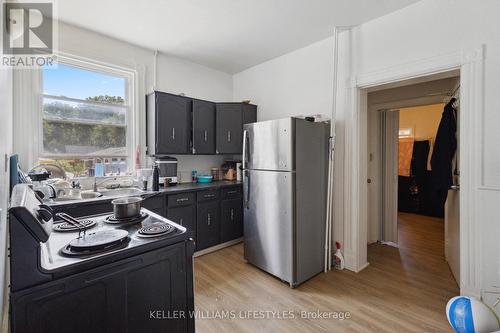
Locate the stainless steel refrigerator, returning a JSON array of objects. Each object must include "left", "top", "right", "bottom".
[{"left": 242, "top": 117, "right": 330, "bottom": 287}]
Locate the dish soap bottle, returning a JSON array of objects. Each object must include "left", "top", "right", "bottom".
[
  {"left": 152, "top": 164, "right": 159, "bottom": 191},
  {"left": 333, "top": 241, "right": 345, "bottom": 270}
]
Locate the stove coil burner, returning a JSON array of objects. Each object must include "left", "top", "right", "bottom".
[
  {"left": 137, "top": 223, "right": 175, "bottom": 238},
  {"left": 104, "top": 212, "right": 148, "bottom": 225},
  {"left": 60, "top": 229, "right": 130, "bottom": 257},
  {"left": 53, "top": 219, "right": 96, "bottom": 232}
]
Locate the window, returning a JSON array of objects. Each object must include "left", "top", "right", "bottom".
[{"left": 40, "top": 60, "right": 133, "bottom": 177}]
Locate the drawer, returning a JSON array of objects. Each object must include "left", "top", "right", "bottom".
[
  {"left": 167, "top": 193, "right": 195, "bottom": 208},
  {"left": 220, "top": 186, "right": 242, "bottom": 200},
  {"left": 197, "top": 190, "right": 219, "bottom": 202}
]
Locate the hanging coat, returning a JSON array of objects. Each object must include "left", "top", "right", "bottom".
[{"left": 430, "top": 98, "right": 457, "bottom": 211}]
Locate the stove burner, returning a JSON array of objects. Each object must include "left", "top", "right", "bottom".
[
  {"left": 53, "top": 219, "right": 97, "bottom": 232},
  {"left": 60, "top": 229, "right": 130, "bottom": 257},
  {"left": 104, "top": 212, "right": 148, "bottom": 225},
  {"left": 137, "top": 223, "right": 175, "bottom": 238}
]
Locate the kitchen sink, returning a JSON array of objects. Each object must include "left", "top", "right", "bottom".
[{"left": 98, "top": 188, "right": 146, "bottom": 197}]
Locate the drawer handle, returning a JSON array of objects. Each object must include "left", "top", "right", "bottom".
[
  {"left": 207, "top": 213, "right": 211, "bottom": 226},
  {"left": 176, "top": 197, "right": 189, "bottom": 203},
  {"left": 227, "top": 190, "right": 238, "bottom": 195},
  {"left": 204, "top": 194, "right": 215, "bottom": 199},
  {"left": 230, "top": 208, "right": 234, "bottom": 221}
]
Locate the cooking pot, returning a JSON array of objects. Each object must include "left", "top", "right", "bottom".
[{"left": 111, "top": 197, "right": 143, "bottom": 219}]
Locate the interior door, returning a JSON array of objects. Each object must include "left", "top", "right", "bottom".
[
  {"left": 445, "top": 188, "right": 460, "bottom": 283},
  {"left": 445, "top": 100, "right": 460, "bottom": 284},
  {"left": 380, "top": 110, "right": 399, "bottom": 243}
]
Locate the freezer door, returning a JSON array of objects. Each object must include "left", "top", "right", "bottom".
[
  {"left": 243, "top": 118, "right": 294, "bottom": 171},
  {"left": 243, "top": 169, "right": 294, "bottom": 284}
]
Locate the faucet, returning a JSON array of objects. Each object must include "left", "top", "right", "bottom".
[{"left": 93, "top": 177, "right": 122, "bottom": 192}]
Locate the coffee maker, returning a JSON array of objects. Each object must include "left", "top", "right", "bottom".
[{"left": 155, "top": 156, "right": 178, "bottom": 185}]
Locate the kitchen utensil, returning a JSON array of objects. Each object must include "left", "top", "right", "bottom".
[
  {"left": 211, "top": 168, "right": 219, "bottom": 181},
  {"left": 110, "top": 191, "right": 161, "bottom": 219},
  {"left": 111, "top": 197, "right": 143, "bottom": 219},
  {"left": 29, "top": 164, "right": 66, "bottom": 179},
  {"left": 197, "top": 175, "right": 213, "bottom": 183}
]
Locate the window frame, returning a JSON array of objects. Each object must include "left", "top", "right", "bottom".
[{"left": 37, "top": 55, "right": 136, "bottom": 173}]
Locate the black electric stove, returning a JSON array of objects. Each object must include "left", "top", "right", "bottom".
[{"left": 9, "top": 184, "right": 195, "bottom": 333}]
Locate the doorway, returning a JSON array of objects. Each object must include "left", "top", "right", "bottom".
[{"left": 366, "top": 76, "right": 460, "bottom": 284}]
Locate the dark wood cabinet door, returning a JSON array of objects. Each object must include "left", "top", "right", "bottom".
[
  {"left": 220, "top": 198, "right": 243, "bottom": 243},
  {"left": 242, "top": 103, "right": 257, "bottom": 125},
  {"left": 156, "top": 93, "right": 191, "bottom": 154},
  {"left": 167, "top": 205, "right": 196, "bottom": 236},
  {"left": 192, "top": 100, "right": 215, "bottom": 154},
  {"left": 10, "top": 243, "right": 193, "bottom": 333},
  {"left": 216, "top": 103, "right": 242, "bottom": 154},
  {"left": 143, "top": 195, "right": 166, "bottom": 217},
  {"left": 196, "top": 201, "right": 220, "bottom": 250}
]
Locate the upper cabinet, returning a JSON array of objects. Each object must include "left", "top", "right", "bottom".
[
  {"left": 216, "top": 103, "right": 257, "bottom": 154},
  {"left": 147, "top": 92, "right": 191, "bottom": 155},
  {"left": 192, "top": 100, "right": 216, "bottom": 154},
  {"left": 146, "top": 91, "right": 257, "bottom": 156}
]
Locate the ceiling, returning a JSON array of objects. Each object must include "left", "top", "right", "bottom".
[{"left": 57, "top": 0, "right": 421, "bottom": 74}]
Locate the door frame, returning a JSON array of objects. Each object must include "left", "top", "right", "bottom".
[{"left": 344, "top": 46, "right": 484, "bottom": 297}]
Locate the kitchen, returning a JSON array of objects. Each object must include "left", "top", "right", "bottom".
[{"left": 3, "top": 1, "right": 500, "bottom": 333}]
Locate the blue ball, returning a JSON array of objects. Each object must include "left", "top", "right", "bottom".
[{"left": 446, "top": 296, "right": 500, "bottom": 333}]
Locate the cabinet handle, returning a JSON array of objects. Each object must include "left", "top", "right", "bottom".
[
  {"left": 204, "top": 130, "right": 208, "bottom": 142},
  {"left": 172, "top": 128, "right": 176, "bottom": 140},
  {"left": 230, "top": 208, "right": 234, "bottom": 221},
  {"left": 227, "top": 131, "right": 231, "bottom": 142},
  {"left": 227, "top": 190, "right": 237, "bottom": 195},
  {"left": 207, "top": 213, "right": 211, "bottom": 226},
  {"left": 176, "top": 197, "right": 189, "bottom": 203},
  {"left": 179, "top": 218, "right": 183, "bottom": 225},
  {"left": 204, "top": 194, "right": 215, "bottom": 199}
]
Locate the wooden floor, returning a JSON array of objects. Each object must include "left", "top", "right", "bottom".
[{"left": 194, "top": 212, "right": 459, "bottom": 333}]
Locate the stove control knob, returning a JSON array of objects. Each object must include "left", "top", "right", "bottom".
[{"left": 37, "top": 207, "right": 53, "bottom": 223}]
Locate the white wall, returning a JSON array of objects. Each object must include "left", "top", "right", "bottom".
[
  {"left": 0, "top": 28, "right": 13, "bottom": 330},
  {"left": 13, "top": 21, "right": 233, "bottom": 176},
  {"left": 233, "top": 37, "right": 347, "bottom": 247},
  {"left": 233, "top": 37, "right": 334, "bottom": 121},
  {"left": 349, "top": 0, "right": 500, "bottom": 303}
]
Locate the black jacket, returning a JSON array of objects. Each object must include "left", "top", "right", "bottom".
[{"left": 431, "top": 98, "right": 457, "bottom": 194}]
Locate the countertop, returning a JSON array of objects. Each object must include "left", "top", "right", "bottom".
[{"left": 47, "top": 180, "right": 242, "bottom": 207}]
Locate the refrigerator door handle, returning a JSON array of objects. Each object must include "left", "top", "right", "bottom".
[
  {"left": 242, "top": 130, "right": 249, "bottom": 170},
  {"left": 244, "top": 170, "right": 250, "bottom": 209}
]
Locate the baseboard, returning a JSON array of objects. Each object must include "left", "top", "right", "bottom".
[
  {"left": 380, "top": 241, "right": 398, "bottom": 248},
  {"left": 460, "top": 285, "right": 481, "bottom": 299},
  {"left": 194, "top": 238, "right": 243, "bottom": 257},
  {"left": 355, "top": 262, "right": 370, "bottom": 273}
]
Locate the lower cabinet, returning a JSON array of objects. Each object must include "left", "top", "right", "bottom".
[
  {"left": 10, "top": 242, "right": 195, "bottom": 333},
  {"left": 196, "top": 201, "right": 220, "bottom": 251},
  {"left": 220, "top": 198, "right": 243, "bottom": 243},
  {"left": 167, "top": 206, "right": 196, "bottom": 237}
]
